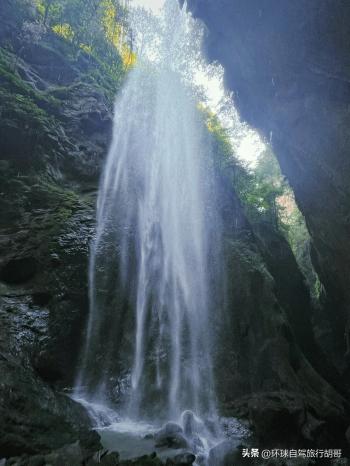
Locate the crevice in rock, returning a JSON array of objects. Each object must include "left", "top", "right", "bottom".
[{"left": 0, "top": 257, "right": 38, "bottom": 285}]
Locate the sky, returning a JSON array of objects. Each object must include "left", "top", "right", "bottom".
[{"left": 129, "top": 0, "right": 265, "bottom": 166}]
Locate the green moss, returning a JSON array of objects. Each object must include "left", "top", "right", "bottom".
[
  {"left": 0, "top": 50, "right": 58, "bottom": 135},
  {"left": 227, "top": 238, "right": 269, "bottom": 276},
  {"left": 49, "top": 83, "right": 75, "bottom": 100},
  {"left": 84, "top": 64, "right": 126, "bottom": 108},
  {"left": 11, "top": 92, "right": 49, "bottom": 122},
  {"left": 0, "top": 48, "right": 61, "bottom": 114},
  {"left": 26, "top": 179, "right": 80, "bottom": 210},
  {"left": 18, "top": 177, "right": 86, "bottom": 254}
]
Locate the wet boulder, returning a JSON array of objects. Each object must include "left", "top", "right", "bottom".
[
  {"left": 155, "top": 423, "right": 188, "bottom": 449},
  {"left": 181, "top": 411, "right": 200, "bottom": 437},
  {"left": 157, "top": 423, "right": 183, "bottom": 437},
  {"left": 5, "top": 442, "right": 86, "bottom": 466},
  {"left": 119, "top": 453, "right": 162, "bottom": 465},
  {"left": 155, "top": 433, "right": 189, "bottom": 450},
  {"left": 99, "top": 452, "right": 120, "bottom": 466},
  {"left": 43, "top": 441, "right": 85, "bottom": 466},
  {"left": 166, "top": 452, "right": 196, "bottom": 465}
]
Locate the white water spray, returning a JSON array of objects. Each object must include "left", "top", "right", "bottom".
[{"left": 75, "top": 2, "right": 224, "bottom": 453}]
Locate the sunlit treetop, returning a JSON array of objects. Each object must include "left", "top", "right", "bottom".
[{"left": 34, "top": 0, "right": 136, "bottom": 69}]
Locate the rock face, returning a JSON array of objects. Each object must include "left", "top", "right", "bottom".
[
  {"left": 208, "top": 440, "right": 242, "bottom": 466},
  {"left": 0, "top": 0, "right": 117, "bottom": 458},
  {"left": 214, "top": 183, "right": 349, "bottom": 449},
  {"left": 5, "top": 446, "right": 165, "bottom": 466},
  {"left": 0, "top": 289, "right": 101, "bottom": 457},
  {"left": 185, "top": 0, "right": 350, "bottom": 376},
  {"left": 1, "top": 0, "right": 350, "bottom": 460}
]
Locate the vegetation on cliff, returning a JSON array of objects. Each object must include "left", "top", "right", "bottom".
[
  {"left": 1, "top": 0, "right": 348, "bottom": 463},
  {"left": 205, "top": 109, "right": 319, "bottom": 297}
]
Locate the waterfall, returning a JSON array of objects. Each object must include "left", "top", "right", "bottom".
[{"left": 75, "top": 0, "right": 222, "bottom": 430}]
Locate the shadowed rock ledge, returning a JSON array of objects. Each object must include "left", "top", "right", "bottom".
[{"left": 184, "top": 0, "right": 350, "bottom": 378}]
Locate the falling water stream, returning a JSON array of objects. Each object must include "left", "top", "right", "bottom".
[{"left": 74, "top": 1, "right": 248, "bottom": 463}]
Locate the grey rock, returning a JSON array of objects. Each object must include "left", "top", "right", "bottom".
[
  {"left": 158, "top": 422, "right": 183, "bottom": 436},
  {"left": 28, "top": 456, "right": 45, "bottom": 466},
  {"left": 44, "top": 441, "right": 84, "bottom": 466},
  {"left": 181, "top": 411, "right": 197, "bottom": 437},
  {"left": 172, "top": 452, "right": 196, "bottom": 465},
  {"left": 346, "top": 425, "right": 350, "bottom": 445},
  {"left": 208, "top": 440, "right": 242, "bottom": 466},
  {"left": 155, "top": 423, "right": 187, "bottom": 449},
  {"left": 100, "top": 452, "right": 120, "bottom": 466},
  {"left": 155, "top": 432, "right": 189, "bottom": 450},
  {"left": 186, "top": 0, "right": 350, "bottom": 379},
  {"left": 0, "top": 7, "right": 107, "bottom": 455},
  {"left": 91, "top": 449, "right": 109, "bottom": 462}
]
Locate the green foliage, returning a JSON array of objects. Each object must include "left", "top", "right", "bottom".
[
  {"left": 205, "top": 109, "right": 287, "bottom": 227},
  {"left": 11, "top": 0, "right": 130, "bottom": 102},
  {"left": 202, "top": 106, "right": 322, "bottom": 298},
  {"left": 244, "top": 148, "right": 287, "bottom": 225},
  {"left": 282, "top": 195, "right": 321, "bottom": 298},
  {"left": 33, "top": 0, "right": 134, "bottom": 69},
  {"left": 206, "top": 113, "right": 321, "bottom": 297},
  {"left": 206, "top": 111, "right": 233, "bottom": 163},
  {"left": 284, "top": 204, "right": 309, "bottom": 253}
]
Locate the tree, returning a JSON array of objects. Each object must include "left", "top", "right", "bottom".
[{"left": 32, "top": 0, "right": 134, "bottom": 69}]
